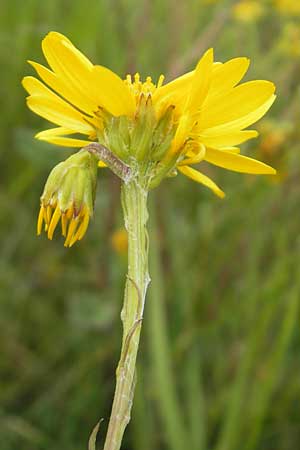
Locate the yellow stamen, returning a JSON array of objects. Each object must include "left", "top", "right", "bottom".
[{"left": 157, "top": 74, "right": 165, "bottom": 88}]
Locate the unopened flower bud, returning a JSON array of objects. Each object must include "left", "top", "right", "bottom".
[{"left": 37, "top": 150, "right": 98, "bottom": 247}]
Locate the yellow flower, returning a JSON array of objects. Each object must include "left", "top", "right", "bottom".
[
  {"left": 233, "top": 0, "right": 265, "bottom": 23},
  {"left": 258, "top": 120, "right": 287, "bottom": 154},
  {"left": 255, "top": 119, "right": 291, "bottom": 183},
  {"left": 38, "top": 150, "right": 98, "bottom": 247},
  {"left": 278, "top": 22, "right": 300, "bottom": 57},
  {"left": 23, "top": 32, "right": 276, "bottom": 199},
  {"left": 274, "top": 0, "right": 300, "bottom": 16},
  {"left": 111, "top": 228, "right": 128, "bottom": 255}
]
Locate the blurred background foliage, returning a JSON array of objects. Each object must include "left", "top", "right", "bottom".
[{"left": 1, "top": 0, "right": 300, "bottom": 449}]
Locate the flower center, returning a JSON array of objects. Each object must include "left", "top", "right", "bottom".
[{"left": 125, "top": 73, "right": 165, "bottom": 100}]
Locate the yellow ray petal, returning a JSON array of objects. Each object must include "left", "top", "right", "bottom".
[
  {"left": 77, "top": 213, "right": 90, "bottom": 241},
  {"left": 168, "top": 114, "right": 193, "bottom": 155},
  {"left": 179, "top": 143, "right": 206, "bottom": 166},
  {"left": 204, "top": 148, "right": 276, "bottom": 174},
  {"left": 153, "top": 60, "right": 224, "bottom": 105},
  {"left": 35, "top": 127, "right": 76, "bottom": 137},
  {"left": 48, "top": 205, "right": 61, "bottom": 240},
  {"left": 26, "top": 95, "right": 92, "bottom": 134},
  {"left": 70, "top": 213, "right": 90, "bottom": 245},
  {"left": 23, "top": 76, "right": 51, "bottom": 96},
  {"left": 153, "top": 52, "right": 215, "bottom": 115},
  {"left": 220, "top": 147, "right": 240, "bottom": 153},
  {"left": 43, "top": 32, "right": 73, "bottom": 48},
  {"left": 64, "top": 217, "right": 79, "bottom": 247},
  {"left": 199, "top": 81, "right": 275, "bottom": 129},
  {"left": 92, "top": 66, "right": 136, "bottom": 116},
  {"left": 208, "top": 57, "right": 250, "bottom": 98},
  {"left": 198, "top": 129, "right": 258, "bottom": 148},
  {"left": 152, "top": 70, "right": 194, "bottom": 105},
  {"left": 61, "top": 213, "right": 68, "bottom": 237},
  {"left": 35, "top": 128, "right": 107, "bottom": 163},
  {"left": 42, "top": 33, "right": 102, "bottom": 110},
  {"left": 37, "top": 206, "right": 45, "bottom": 235},
  {"left": 42, "top": 32, "right": 135, "bottom": 117},
  {"left": 23, "top": 76, "right": 93, "bottom": 133},
  {"left": 39, "top": 136, "right": 93, "bottom": 147},
  {"left": 36, "top": 127, "right": 95, "bottom": 145},
  {"left": 42, "top": 31, "right": 93, "bottom": 73},
  {"left": 185, "top": 48, "right": 214, "bottom": 114},
  {"left": 28, "top": 61, "right": 98, "bottom": 115},
  {"left": 199, "top": 95, "right": 276, "bottom": 135},
  {"left": 178, "top": 165, "right": 225, "bottom": 198},
  {"left": 153, "top": 56, "right": 249, "bottom": 116},
  {"left": 46, "top": 205, "right": 52, "bottom": 225}
]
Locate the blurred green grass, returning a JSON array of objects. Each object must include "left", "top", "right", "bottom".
[{"left": 1, "top": 0, "right": 300, "bottom": 449}]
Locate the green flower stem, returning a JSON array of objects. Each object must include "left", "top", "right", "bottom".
[{"left": 103, "top": 178, "right": 149, "bottom": 450}]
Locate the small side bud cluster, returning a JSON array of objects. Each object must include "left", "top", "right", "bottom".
[{"left": 37, "top": 150, "right": 98, "bottom": 247}]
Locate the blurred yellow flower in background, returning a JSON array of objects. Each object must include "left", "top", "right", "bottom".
[
  {"left": 274, "top": 0, "right": 300, "bottom": 16},
  {"left": 111, "top": 228, "right": 128, "bottom": 255},
  {"left": 278, "top": 22, "right": 300, "bottom": 57},
  {"left": 233, "top": 0, "right": 265, "bottom": 23},
  {"left": 256, "top": 119, "right": 291, "bottom": 182},
  {"left": 259, "top": 122, "right": 286, "bottom": 154}
]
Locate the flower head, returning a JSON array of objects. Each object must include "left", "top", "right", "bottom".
[
  {"left": 278, "top": 22, "right": 300, "bottom": 57},
  {"left": 23, "top": 32, "right": 276, "bottom": 200},
  {"left": 233, "top": 0, "right": 265, "bottom": 22},
  {"left": 38, "top": 150, "right": 98, "bottom": 247},
  {"left": 111, "top": 228, "right": 128, "bottom": 255},
  {"left": 275, "top": 0, "right": 300, "bottom": 16}
]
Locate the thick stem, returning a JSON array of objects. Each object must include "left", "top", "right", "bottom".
[{"left": 103, "top": 179, "right": 150, "bottom": 450}]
